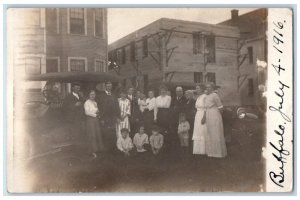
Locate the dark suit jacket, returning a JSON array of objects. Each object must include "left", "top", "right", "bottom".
[
  {"left": 184, "top": 98, "right": 196, "bottom": 124},
  {"left": 62, "top": 93, "right": 85, "bottom": 123},
  {"left": 96, "top": 90, "right": 120, "bottom": 123},
  {"left": 127, "top": 95, "right": 140, "bottom": 120},
  {"left": 171, "top": 95, "right": 187, "bottom": 116}
]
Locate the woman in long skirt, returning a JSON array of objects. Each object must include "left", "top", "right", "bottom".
[
  {"left": 155, "top": 85, "right": 171, "bottom": 134},
  {"left": 205, "top": 83, "right": 227, "bottom": 158},
  {"left": 144, "top": 90, "right": 156, "bottom": 135},
  {"left": 192, "top": 85, "right": 207, "bottom": 155},
  {"left": 116, "top": 90, "right": 131, "bottom": 139},
  {"left": 84, "top": 90, "right": 104, "bottom": 158}
]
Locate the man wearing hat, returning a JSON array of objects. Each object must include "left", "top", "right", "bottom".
[
  {"left": 96, "top": 81, "right": 121, "bottom": 153},
  {"left": 62, "top": 82, "right": 85, "bottom": 146}
]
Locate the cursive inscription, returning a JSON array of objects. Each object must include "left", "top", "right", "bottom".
[{"left": 268, "top": 19, "right": 291, "bottom": 189}]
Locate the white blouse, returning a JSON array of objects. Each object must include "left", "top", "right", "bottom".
[
  {"left": 133, "top": 133, "right": 149, "bottom": 152},
  {"left": 138, "top": 99, "right": 148, "bottom": 113},
  {"left": 155, "top": 95, "right": 171, "bottom": 108},
  {"left": 146, "top": 97, "right": 156, "bottom": 111},
  {"left": 84, "top": 99, "right": 99, "bottom": 118},
  {"left": 117, "top": 136, "right": 133, "bottom": 152}
]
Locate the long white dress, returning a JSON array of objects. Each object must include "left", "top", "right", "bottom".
[
  {"left": 205, "top": 93, "right": 227, "bottom": 158},
  {"left": 116, "top": 98, "right": 131, "bottom": 139},
  {"left": 192, "top": 94, "right": 207, "bottom": 155}
]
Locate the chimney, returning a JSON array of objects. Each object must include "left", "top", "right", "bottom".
[{"left": 231, "top": 9, "right": 239, "bottom": 21}]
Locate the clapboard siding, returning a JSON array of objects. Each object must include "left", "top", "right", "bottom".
[
  {"left": 108, "top": 18, "right": 241, "bottom": 105},
  {"left": 11, "top": 8, "right": 108, "bottom": 96}
]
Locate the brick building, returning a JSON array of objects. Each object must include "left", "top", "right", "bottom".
[
  {"left": 108, "top": 18, "right": 241, "bottom": 106},
  {"left": 8, "top": 8, "right": 108, "bottom": 101}
]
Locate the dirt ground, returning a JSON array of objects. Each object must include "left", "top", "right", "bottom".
[
  {"left": 25, "top": 149, "right": 264, "bottom": 193},
  {"left": 14, "top": 109, "right": 266, "bottom": 193}
]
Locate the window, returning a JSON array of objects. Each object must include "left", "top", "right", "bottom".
[
  {"left": 68, "top": 57, "right": 87, "bottom": 72},
  {"left": 192, "top": 32, "right": 202, "bottom": 54},
  {"left": 142, "top": 36, "right": 148, "bottom": 57},
  {"left": 117, "top": 47, "right": 126, "bottom": 64},
  {"left": 113, "top": 50, "right": 117, "bottom": 62},
  {"left": 131, "top": 76, "right": 137, "bottom": 87},
  {"left": 94, "top": 9, "right": 104, "bottom": 38},
  {"left": 116, "top": 49, "right": 122, "bottom": 64},
  {"left": 108, "top": 51, "right": 113, "bottom": 61},
  {"left": 46, "top": 58, "right": 59, "bottom": 73},
  {"left": 69, "top": 8, "right": 85, "bottom": 35},
  {"left": 248, "top": 78, "right": 254, "bottom": 97},
  {"left": 95, "top": 59, "right": 105, "bottom": 72},
  {"left": 121, "top": 47, "right": 126, "bottom": 64},
  {"left": 248, "top": 46, "right": 253, "bottom": 64},
  {"left": 25, "top": 57, "right": 41, "bottom": 75},
  {"left": 206, "top": 72, "right": 216, "bottom": 84},
  {"left": 205, "top": 35, "right": 216, "bottom": 63},
  {"left": 130, "top": 41, "right": 136, "bottom": 62},
  {"left": 46, "top": 8, "right": 59, "bottom": 34},
  {"left": 194, "top": 72, "right": 203, "bottom": 83},
  {"left": 108, "top": 50, "right": 117, "bottom": 62}
]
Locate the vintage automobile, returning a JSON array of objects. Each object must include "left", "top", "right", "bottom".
[{"left": 19, "top": 71, "right": 121, "bottom": 160}]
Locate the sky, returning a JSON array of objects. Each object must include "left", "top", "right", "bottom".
[{"left": 107, "top": 8, "right": 257, "bottom": 44}]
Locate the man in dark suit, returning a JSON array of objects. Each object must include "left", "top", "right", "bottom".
[
  {"left": 62, "top": 83, "right": 85, "bottom": 146},
  {"left": 184, "top": 90, "right": 196, "bottom": 152},
  {"left": 127, "top": 87, "right": 140, "bottom": 137},
  {"left": 96, "top": 81, "right": 121, "bottom": 153},
  {"left": 170, "top": 86, "right": 187, "bottom": 147}
]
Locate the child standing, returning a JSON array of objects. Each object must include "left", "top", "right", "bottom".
[
  {"left": 116, "top": 128, "right": 133, "bottom": 156},
  {"left": 138, "top": 93, "right": 148, "bottom": 126},
  {"left": 138, "top": 93, "right": 148, "bottom": 113},
  {"left": 149, "top": 125, "right": 164, "bottom": 155},
  {"left": 178, "top": 113, "right": 190, "bottom": 149},
  {"left": 116, "top": 90, "right": 131, "bottom": 139},
  {"left": 133, "top": 126, "right": 149, "bottom": 153}
]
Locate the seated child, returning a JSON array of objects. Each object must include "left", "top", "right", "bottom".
[
  {"left": 149, "top": 125, "right": 164, "bottom": 155},
  {"left": 178, "top": 113, "right": 190, "bottom": 148},
  {"left": 116, "top": 128, "right": 133, "bottom": 156},
  {"left": 133, "top": 126, "right": 149, "bottom": 153}
]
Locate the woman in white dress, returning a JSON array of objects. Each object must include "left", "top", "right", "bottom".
[
  {"left": 205, "top": 82, "right": 227, "bottom": 158},
  {"left": 192, "top": 85, "right": 207, "bottom": 155},
  {"left": 116, "top": 90, "right": 131, "bottom": 139}
]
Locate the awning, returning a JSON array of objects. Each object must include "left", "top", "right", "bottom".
[{"left": 22, "top": 71, "right": 122, "bottom": 83}]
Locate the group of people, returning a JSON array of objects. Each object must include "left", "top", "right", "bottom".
[{"left": 62, "top": 81, "right": 227, "bottom": 160}]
